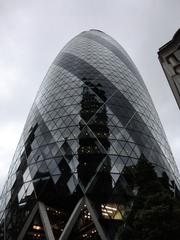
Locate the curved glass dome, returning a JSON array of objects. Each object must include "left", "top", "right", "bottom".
[{"left": 0, "top": 30, "right": 179, "bottom": 240}]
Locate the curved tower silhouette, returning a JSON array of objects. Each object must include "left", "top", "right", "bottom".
[{"left": 0, "top": 29, "right": 179, "bottom": 240}]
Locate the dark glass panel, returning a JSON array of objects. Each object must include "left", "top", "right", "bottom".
[
  {"left": 68, "top": 205, "right": 101, "bottom": 240},
  {"left": 24, "top": 213, "right": 47, "bottom": 240}
]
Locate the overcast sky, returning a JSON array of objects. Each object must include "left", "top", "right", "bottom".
[{"left": 0, "top": 0, "right": 180, "bottom": 192}]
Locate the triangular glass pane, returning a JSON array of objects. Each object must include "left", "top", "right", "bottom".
[
  {"left": 100, "top": 203, "right": 126, "bottom": 240},
  {"left": 78, "top": 126, "right": 106, "bottom": 155},
  {"left": 60, "top": 139, "right": 73, "bottom": 157},
  {"left": 84, "top": 200, "right": 128, "bottom": 240},
  {"left": 109, "top": 155, "right": 118, "bottom": 166},
  {"left": 23, "top": 212, "right": 47, "bottom": 240},
  {"left": 85, "top": 156, "right": 112, "bottom": 195},
  {"left": 111, "top": 173, "right": 120, "bottom": 184},
  {"left": 46, "top": 197, "right": 84, "bottom": 240},
  {"left": 52, "top": 175, "right": 60, "bottom": 184},
  {"left": 69, "top": 155, "right": 79, "bottom": 172},
  {"left": 106, "top": 106, "right": 114, "bottom": 115},
  {"left": 67, "top": 205, "right": 101, "bottom": 240},
  {"left": 67, "top": 174, "right": 78, "bottom": 194},
  {"left": 111, "top": 165, "right": 119, "bottom": 174},
  {"left": 114, "top": 160, "right": 124, "bottom": 174}
]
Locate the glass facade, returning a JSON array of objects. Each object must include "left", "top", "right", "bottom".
[{"left": 0, "top": 29, "right": 180, "bottom": 240}]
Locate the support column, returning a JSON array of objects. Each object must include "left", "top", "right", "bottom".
[
  {"left": 59, "top": 197, "right": 84, "bottom": 240},
  {"left": 85, "top": 197, "right": 108, "bottom": 240},
  {"left": 17, "top": 203, "right": 38, "bottom": 240},
  {"left": 38, "top": 201, "right": 55, "bottom": 240}
]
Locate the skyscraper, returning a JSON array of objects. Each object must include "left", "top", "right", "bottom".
[
  {"left": 158, "top": 29, "right": 180, "bottom": 109},
  {"left": 0, "top": 29, "right": 179, "bottom": 240}
]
